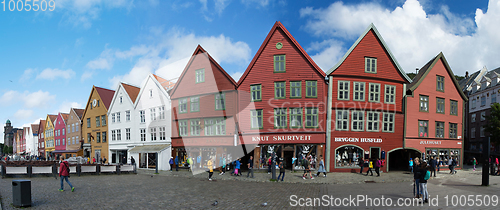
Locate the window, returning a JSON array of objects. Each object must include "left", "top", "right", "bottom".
[
  {"left": 103, "top": 132, "right": 107, "bottom": 143},
  {"left": 159, "top": 106, "right": 165, "bottom": 120},
  {"left": 290, "top": 81, "right": 301, "bottom": 98},
  {"left": 367, "top": 112, "right": 380, "bottom": 132},
  {"left": 190, "top": 97, "right": 199, "bottom": 112},
  {"left": 111, "top": 113, "right": 116, "bottom": 123},
  {"left": 149, "top": 89, "right": 153, "bottom": 98},
  {"left": 250, "top": 110, "right": 263, "bottom": 129},
  {"left": 62, "top": 128, "right": 65, "bottom": 135},
  {"left": 274, "top": 108, "right": 287, "bottom": 128},
  {"left": 436, "top": 122, "right": 444, "bottom": 138},
  {"left": 68, "top": 125, "right": 71, "bottom": 133},
  {"left": 351, "top": 111, "right": 364, "bottom": 131},
  {"left": 365, "top": 57, "right": 377, "bottom": 73},
  {"left": 101, "top": 115, "right": 106, "bottom": 126},
  {"left": 251, "top": 84, "right": 262, "bottom": 101},
  {"left": 305, "top": 108, "right": 318, "bottom": 128},
  {"left": 471, "top": 114, "right": 476, "bottom": 122},
  {"left": 87, "top": 118, "right": 91, "bottom": 128},
  {"left": 111, "top": 130, "right": 116, "bottom": 141},
  {"left": 306, "top": 81, "right": 317, "bottom": 98},
  {"left": 369, "top": 83, "right": 380, "bottom": 102},
  {"left": 96, "top": 116, "right": 100, "bottom": 127},
  {"left": 215, "top": 93, "right": 225, "bottom": 110},
  {"left": 472, "top": 99, "right": 476, "bottom": 109},
  {"left": 471, "top": 128, "right": 476, "bottom": 138},
  {"left": 179, "top": 120, "right": 188, "bottom": 136},
  {"left": 150, "top": 128, "right": 156, "bottom": 141},
  {"left": 492, "top": 92, "right": 497, "bottom": 104},
  {"left": 338, "top": 81, "right": 349, "bottom": 100},
  {"left": 62, "top": 138, "right": 65, "bottom": 145},
  {"left": 204, "top": 119, "right": 216, "bottom": 136},
  {"left": 353, "top": 82, "right": 365, "bottom": 101},
  {"left": 449, "top": 123, "right": 457, "bottom": 138},
  {"left": 159, "top": 127, "right": 166, "bottom": 140},
  {"left": 290, "top": 108, "right": 302, "bottom": 128},
  {"left": 179, "top": 98, "right": 187, "bottom": 113},
  {"left": 480, "top": 126, "right": 485, "bottom": 137},
  {"left": 150, "top": 108, "right": 157, "bottom": 121},
  {"left": 384, "top": 85, "right": 395, "bottom": 104},
  {"left": 481, "top": 96, "right": 486, "bottom": 106},
  {"left": 436, "top": 75, "right": 444, "bottom": 92},
  {"left": 418, "top": 120, "right": 428, "bottom": 137},
  {"left": 190, "top": 119, "right": 201, "bottom": 136},
  {"left": 215, "top": 119, "right": 225, "bottom": 135},
  {"left": 96, "top": 132, "right": 101, "bottom": 143},
  {"left": 87, "top": 133, "right": 91, "bottom": 143},
  {"left": 336, "top": 110, "right": 349, "bottom": 131},
  {"left": 140, "top": 129, "right": 146, "bottom": 141},
  {"left": 195, "top": 69, "right": 205, "bottom": 83},
  {"left": 420, "top": 95, "right": 429, "bottom": 112},
  {"left": 481, "top": 111, "right": 486, "bottom": 121},
  {"left": 140, "top": 110, "right": 145, "bottom": 123},
  {"left": 120, "top": 96, "right": 123, "bottom": 104},
  {"left": 274, "top": 82, "right": 286, "bottom": 99},
  {"left": 274, "top": 55, "right": 286, "bottom": 72},
  {"left": 436, "top": 98, "right": 445, "bottom": 114},
  {"left": 450, "top": 100, "right": 458, "bottom": 116},
  {"left": 126, "top": 110, "right": 131, "bottom": 121},
  {"left": 126, "top": 128, "right": 131, "bottom": 140},
  {"left": 382, "top": 113, "right": 395, "bottom": 132},
  {"left": 116, "top": 112, "right": 121, "bottom": 123}
]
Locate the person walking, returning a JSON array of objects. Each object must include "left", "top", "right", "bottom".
[
  {"left": 207, "top": 157, "right": 214, "bottom": 181},
  {"left": 413, "top": 157, "right": 421, "bottom": 198},
  {"left": 358, "top": 157, "right": 364, "bottom": 174},
  {"left": 374, "top": 158, "right": 381, "bottom": 177},
  {"left": 175, "top": 156, "right": 179, "bottom": 171},
  {"left": 302, "top": 156, "right": 313, "bottom": 180},
  {"left": 429, "top": 157, "right": 437, "bottom": 177},
  {"left": 473, "top": 157, "right": 477, "bottom": 172},
  {"left": 496, "top": 157, "right": 500, "bottom": 175},
  {"left": 278, "top": 159, "right": 285, "bottom": 181},
  {"left": 187, "top": 157, "right": 193, "bottom": 172},
  {"left": 316, "top": 155, "right": 327, "bottom": 177},
  {"left": 451, "top": 157, "right": 457, "bottom": 174},
  {"left": 436, "top": 158, "right": 441, "bottom": 173},
  {"left": 419, "top": 162, "right": 430, "bottom": 203},
  {"left": 235, "top": 158, "right": 241, "bottom": 176},
  {"left": 169, "top": 157, "right": 174, "bottom": 171},
  {"left": 365, "top": 159, "right": 374, "bottom": 176},
  {"left": 267, "top": 156, "right": 272, "bottom": 174},
  {"left": 247, "top": 156, "right": 254, "bottom": 178},
  {"left": 409, "top": 158, "right": 413, "bottom": 173},
  {"left": 219, "top": 155, "right": 225, "bottom": 175},
  {"left": 58, "top": 156, "right": 74, "bottom": 192},
  {"left": 130, "top": 156, "right": 136, "bottom": 167},
  {"left": 92, "top": 157, "right": 96, "bottom": 164}
]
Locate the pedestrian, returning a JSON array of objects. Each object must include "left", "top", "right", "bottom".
[
  {"left": 187, "top": 156, "right": 193, "bottom": 172},
  {"left": 429, "top": 157, "right": 437, "bottom": 177},
  {"left": 58, "top": 156, "right": 74, "bottom": 192},
  {"left": 419, "top": 162, "right": 430, "bottom": 203},
  {"left": 409, "top": 158, "right": 413, "bottom": 173},
  {"left": 221, "top": 155, "right": 226, "bottom": 175},
  {"left": 473, "top": 157, "right": 477, "bottom": 172},
  {"left": 374, "top": 158, "right": 381, "bottom": 177},
  {"left": 496, "top": 157, "right": 500, "bottom": 175},
  {"left": 92, "top": 157, "right": 96, "bottom": 164},
  {"left": 234, "top": 158, "right": 241, "bottom": 176},
  {"left": 316, "top": 155, "right": 327, "bottom": 177},
  {"left": 267, "top": 156, "right": 272, "bottom": 174},
  {"left": 451, "top": 157, "right": 457, "bottom": 174},
  {"left": 100, "top": 157, "right": 103, "bottom": 164},
  {"left": 247, "top": 156, "right": 254, "bottom": 178},
  {"left": 278, "top": 159, "right": 285, "bottom": 181},
  {"left": 302, "top": 156, "right": 313, "bottom": 179},
  {"left": 436, "top": 158, "right": 440, "bottom": 172},
  {"left": 365, "top": 159, "right": 374, "bottom": 176},
  {"left": 358, "top": 157, "right": 364, "bottom": 174},
  {"left": 103, "top": 157, "right": 107, "bottom": 164},
  {"left": 413, "top": 157, "right": 421, "bottom": 198},
  {"left": 130, "top": 156, "right": 135, "bottom": 167},
  {"left": 175, "top": 156, "right": 179, "bottom": 171},
  {"left": 169, "top": 157, "right": 174, "bottom": 171},
  {"left": 207, "top": 157, "right": 214, "bottom": 181}
]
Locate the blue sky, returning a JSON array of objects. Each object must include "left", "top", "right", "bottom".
[{"left": 0, "top": 0, "right": 496, "bottom": 143}]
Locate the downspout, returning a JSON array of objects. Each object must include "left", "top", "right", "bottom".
[
  {"left": 325, "top": 75, "right": 333, "bottom": 172},
  {"left": 403, "top": 83, "right": 407, "bottom": 149}
]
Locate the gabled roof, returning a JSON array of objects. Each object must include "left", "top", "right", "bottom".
[
  {"left": 326, "top": 23, "right": 411, "bottom": 82},
  {"left": 48, "top": 114, "right": 57, "bottom": 124},
  {"left": 38, "top": 120, "right": 46, "bottom": 132},
  {"left": 59, "top": 113, "right": 69, "bottom": 124},
  {"left": 72, "top": 108, "right": 85, "bottom": 120},
  {"left": 95, "top": 86, "right": 115, "bottom": 110},
  {"left": 31, "top": 124, "right": 39, "bottom": 134},
  {"left": 121, "top": 83, "right": 141, "bottom": 104},
  {"left": 407, "top": 52, "right": 467, "bottom": 101},
  {"left": 169, "top": 45, "right": 237, "bottom": 97},
  {"left": 237, "top": 21, "right": 325, "bottom": 86},
  {"left": 153, "top": 74, "right": 175, "bottom": 91},
  {"left": 134, "top": 73, "right": 172, "bottom": 108},
  {"left": 481, "top": 76, "right": 491, "bottom": 83}
]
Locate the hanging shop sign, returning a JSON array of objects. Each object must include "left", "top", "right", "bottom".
[{"left": 334, "top": 137, "right": 383, "bottom": 143}]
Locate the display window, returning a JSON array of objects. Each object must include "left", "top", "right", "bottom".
[
  {"left": 425, "top": 148, "right": 460, "bottom": 167},
  {"left": 335, "top": 145, "right": 363, "bottom": 168}
]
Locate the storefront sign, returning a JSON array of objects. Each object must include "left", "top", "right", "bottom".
[
  {"left": 251, "top": 135, "right": 311, "bottom": 142},
  {"left": 420, "top": 141, "right": 442, "bottom": 145},
  {"left": 334, "top": 137, "right": 382, "bottom": 143}
]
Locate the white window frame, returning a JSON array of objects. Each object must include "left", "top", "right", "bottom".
[
  {"left": 353, "top": 82, "right": 365, "bottom": 101},
  {"left": 126, "top": 128, "right": 131, "bottom": 140},
  {"left": 366, "top": 111, "right": 380, "bottom": 132},
  {"left": 365, "top": 57, "right": 377, "bottom": 73},
  {"left": 369, "top": 83, "right": 380, "bottom": 102},
  {"left": 338, "top": 81, "right": 349, "bottom": 100},
  {"left": 336, "top": 110, "right": 349, "bottom": 131},
  {"left": 382, "top": 112, "right": 395, "bottom": 133},
  {"left": 351, "top": 110, "right": 364, "bottom": 131},
  {"left": 384, "top": 85, "right": 395, "bottom": 104}
]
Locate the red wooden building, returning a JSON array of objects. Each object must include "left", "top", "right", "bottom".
[
  {"left": 405, "top": 52, "right": 467, "bottom": 170},
  {"left": 38, "top": 120, "right": 46, "bottom": 157},
  {"left": 170, "top": 45, "right": 239, "bottom": 169},
  {"left": 326, "top": 24, "right": 411, "bottom": 172},
  {"left": 237, "top": 21, "right": 327, "bottom": 170}
]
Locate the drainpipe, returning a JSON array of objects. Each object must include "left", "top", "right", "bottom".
[{"left": 325, "top": 75, "right": 333, "bottom": 172}]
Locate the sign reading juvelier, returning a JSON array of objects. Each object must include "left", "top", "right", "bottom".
[
  {"left": 240, "top": 133, "right": 326, "bottom": 144},
  {"left": 334, "top": 137, "right": 383, "bottom": 143}
]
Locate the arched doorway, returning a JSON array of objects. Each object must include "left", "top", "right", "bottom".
[{"left": 388, "top": 148, "right": 421, "bottom": 172}]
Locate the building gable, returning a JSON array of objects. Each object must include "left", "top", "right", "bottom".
[{"left": 109, "top": 83, "right": 139, "bottom": 115}]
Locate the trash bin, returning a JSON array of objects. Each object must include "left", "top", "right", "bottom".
[{"left": 12, "top": 180, "right": 31, "bottom": 207}]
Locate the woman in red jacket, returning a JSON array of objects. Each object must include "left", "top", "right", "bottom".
[{"left": 59, "top": 156, "right": 75, "bottom": 192}]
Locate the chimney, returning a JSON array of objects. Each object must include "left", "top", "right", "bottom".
[
  {"left": 415, "top": 68, "right": 419, "bottom": 74},
  {"left": 465, "top": 71, "right": 469, "bottom": 78}
]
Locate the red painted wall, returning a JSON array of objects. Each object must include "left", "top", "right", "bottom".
[{"left": 54, "top": 114, "right": 67, "bottom": 151}]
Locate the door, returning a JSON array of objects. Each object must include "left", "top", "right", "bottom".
[
  {"left": 370, "top": 147, "right": 380, "bottom": 159},
  {"left": 95, "top": 149, "right": 101, "bottom": 163}
]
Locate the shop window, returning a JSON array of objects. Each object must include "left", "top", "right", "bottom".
[
  {"left": 353, "top": 82, "right": 365, "bottom": 101},
  {"left": 435, "top": 121, "right": 444, "bottom": 138},
  {"left": 418, "top": 120, "right": 428, "bottom": 137},
  {"left": 369, "top": 83, "right": 380, "bottom": 102},
  {"left": 306, "top": 81, "right": 317, "bottom": 98},
  {"left": 290, "top": 81, "right": 301, "bottom": 98},
  {"left": 335, "top": 146, "right": 363, "bottom": 168},
  {"left": 336, "top": 110, "right": 349, "bottom": 131},
  {"left": 251, "top": 84, "right": 262, "bottom": 101},
  {"left": 436, "top": 75, "right": 444, "bottom": 92},
  {"left": 351, "top": 111, "right": 364, "bottom": 131},
  {"left": 384, "top": 85, "right": 395, "bottom": 104},
  {"left": 436, "top": 98, "right": 445, "bottom": 114},
  {"left": 420, "top": 95, "right": 429, "bottom": 112},
  {"left": 366, "top": 111, "right": 379, "bottom": 132},
  {"left": 338, "top": 81, "right": 349, "bottom": 100},
  {"left": 382, "top": 112, "right": 394, "bottom": 132},
  {"left": 450, "top": 100, "right": 458, "bottom": 115}
]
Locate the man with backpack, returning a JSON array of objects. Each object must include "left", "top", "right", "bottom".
[{"left": 58, "top": 156, "right": 75, "bottom": 192}]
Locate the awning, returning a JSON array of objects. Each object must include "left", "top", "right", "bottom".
[
  {"left": 129, "top": 144, "right": 171, "bottom": 153},
  {"left": 52, "top": 149, "right": 81, "bottom": 153}
]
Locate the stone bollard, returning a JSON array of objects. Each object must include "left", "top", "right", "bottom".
[
  {"left": 77, "top": 164, "right": 81, "bottom": 177},
  {"left": 27, "top": 165, "right": 32, "bottom": 178},
  {"left": 96, "top": 164, "right": 100, "bottom": 175}
]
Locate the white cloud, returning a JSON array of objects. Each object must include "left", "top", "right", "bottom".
[
  {"left": 0, "top": 90, "right": 55, "bottom": 109},
  {"left": 55, "top": 101, "right": 82, "bottom": 113},
  {"left": 19, "top": 68, "right": 35, "bottom": 83},
  {"left": 300, "top": 0, "right": 500, "bottom": 75},
  {"left": 14, "top": 109, "right": 34, "bottom": 120},
  {"left": 81, "top": 71, "right": 94, "bottom": 81},
  {"left": 231, "top": 71, "right": 244, "bottom": 81},
  {"left": 36, "top": 68, "right": 76, "bottom": 80},
  {"left": 75, "top": 38, "right": 84, "bottom": 47},
  {"left": 241, "top": 0, "right": 271, "bottom": 7},
  {"left": 56, "top": 0, "right": 134, "bottom": 29},
  {"left": 86, "top": 47, "right": 114, "bottom": 70}
]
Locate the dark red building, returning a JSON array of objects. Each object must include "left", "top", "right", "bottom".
[
  {"left": 237, "top": 21, "right": 327, "bottom": 170},
  {"left": 326, "top": 24, "right": 411, "bottom": 172},
  {"left": 38, "top": 120, "right": 46, "bottom": 157}
]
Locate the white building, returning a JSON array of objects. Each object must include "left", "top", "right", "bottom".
[
  {"left": 129, "top": 74, "right": 174, "bottom": 171},
  {"left": 107, "top": 82, "right": 140, "bottom": 164},
  {"left": 25, "top": 125, "right": 39, "bottom": 156}
]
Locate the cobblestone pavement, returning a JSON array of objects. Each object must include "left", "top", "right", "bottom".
[{"left": 0, "top": 166, "right": 499, "bottom": 209}]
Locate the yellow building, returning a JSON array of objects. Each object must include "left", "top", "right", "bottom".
[
  {"left": 81, "top": 86, "right": 115, "bottom": 163},
  {"left": 44, "top": 114, "right": 57, "bottom": 158}
]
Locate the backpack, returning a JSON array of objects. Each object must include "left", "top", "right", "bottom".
[
  {"left": 424, "top": 171, "right": 430, "bottom": 180},
  {"left": 65, "top": 162, "right": 70, "bottom": 174}
]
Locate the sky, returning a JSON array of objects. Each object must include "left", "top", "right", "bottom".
[{"left": 0, "top": 0, "right": 496, "bottom": 144}]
